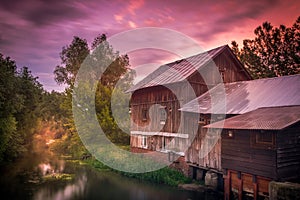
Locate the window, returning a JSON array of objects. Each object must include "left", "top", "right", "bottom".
[
  {"left": 161, "top": 136, "right": 167, "bottom": 151},
  {"left": 252, "top": 131, "right": 275, "bottom": 149},
  {"left": 199, "top": 116, "right": 206, "bottom": 125},
  {"left": 220, "top": 71, "right": 225, "bottom": 81},
  {"left": 141, "top": 136, "right": 147, "bottom": 148},
  {"left": 256, "top": 131, "right": 273, "bottom": 144},
  {"left": 142, "top": 108, "right": 147, "bottom": 121},
  {"left": 160, "top": 107, "right": 167, "bottom": 125}
]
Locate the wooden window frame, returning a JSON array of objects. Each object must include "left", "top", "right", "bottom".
[
  {"left": 141, "top": 136, "right": 147, "bottom": 149},
  {"left": 198, "top": 116, "right": 206, "bottom": 125},
  {"left": 161, "top": 136, "right": 168, "bottom": 151},
  {"left": 219, "top": 69, "right": 225, "bottom": 81},
  {"left": 142, "top": 108, "right": 147, "bottom": 121},
  {"left": 251, "top": 131, "right": 275, "bottom": 149},
  {"left": 160, "top": 107, "right": 167, "bottom": 125}
]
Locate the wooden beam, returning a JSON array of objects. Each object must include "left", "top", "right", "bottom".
[
  {"left": 224, "top": 170, "right": 231, "bottom": 200},
  {"left": 253, "top": 175, "right": 258, "bottom": 200},
  {"left": 238, "top": 172, "right": 243, "bottom": 200}
]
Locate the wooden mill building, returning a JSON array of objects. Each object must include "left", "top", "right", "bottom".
[
  {"left": 128, "top": 45, "right": 251, "bottom": 167},
  {"left": 181, "top": 74, "right": 300, "bottom": 199}
]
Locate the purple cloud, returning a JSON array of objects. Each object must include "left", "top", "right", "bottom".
[{"left": 0, "top": 0, "right": 299, "bottom": 91}]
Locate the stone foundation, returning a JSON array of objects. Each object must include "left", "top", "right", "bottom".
[
  {"left": 269, "top": 181, "right": 300, "bottom": 200},
  {"left": 169, "top": 156, "right": 190, "bottom": 176},
  {"left": 205, "top": 171, "right": 219, "bottom": 190}
]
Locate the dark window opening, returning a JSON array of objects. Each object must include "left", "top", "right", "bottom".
[
  {"left": 199, "top": 116, "right": 206, "bottom": 125},
  {"left": 142, "top": 108, "right": 147, "bottom": 121},
  {"left": 219, "top": 68, "right": 226, "bottom": 82},
  {"left": 256, "top": 131, "right": 273, "bottom": 144},
  {"left": 141, "top": 136, "right": 147, "bottom": 148},
  {"left": 252, "top": 131, "right": 275, "bottom": 149}
]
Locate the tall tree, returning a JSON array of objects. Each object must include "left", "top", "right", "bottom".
[
  {"left": 231, "top": 16, "right": 300, "bottom": 79},
  {"left": 54, "top": 37, "right": 90, "bottom": 86},
  {"left": 53, "top": 34, "right": 135, "bottom": 158}
]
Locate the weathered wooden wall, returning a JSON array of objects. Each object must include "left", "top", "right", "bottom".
[
  {"left": 276, "top": 122, "right": 300, "bottom": 182},
  {"left": 213, "top": 49, "right": 250, "bottom": 83},
  {"left": 184, "top": 113, "right": 222, "bottom": 171},
  {"left": 221, "top": 130, "right": 277, "bottom": 179},
  {"left": 130, "top": 49, "right": 251, "bottom": 134}
]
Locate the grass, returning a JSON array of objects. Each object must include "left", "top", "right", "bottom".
[{"left": 83, "top": 157, "right": 192, "bottom": 187}]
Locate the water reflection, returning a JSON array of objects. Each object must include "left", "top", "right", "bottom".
[
  {"left": 33, "top": 174, "right": 87, "bottom": 200},
  {"left": 37, "top": 160, "right": 65, "bottom": 176},
  {"left": 0, "top": 133, "right": 221, "bottom": 200}
]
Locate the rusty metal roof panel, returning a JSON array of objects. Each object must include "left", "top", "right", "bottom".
[
  {"left": 204, "top": 106, "right": 300, "bottom": 130},
  {"left": 127, "top": 45, "right": 227, "bottom": 92},
  {"left": 180, "top": 74, "right": 300, "bottom": 114}
]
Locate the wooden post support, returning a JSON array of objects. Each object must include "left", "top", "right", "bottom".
[
  {"left": 238, "top": 172, "right": 243, "bottom": 200},
  {"left": 252, "top": 175, "right": 258, "bottom": 200},
  {"left": 224, "top": 170, "right": 231, "bottom": 200}
]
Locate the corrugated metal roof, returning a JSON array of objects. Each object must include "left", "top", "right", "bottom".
[
  {"left": 127, "top": 45, "right": 228, "bottom": 92},
  {"left": 180, "top": 74, "right": 300, "bottom": 114},
  {"left": 204, "top": 106, "right": 300, "bottom": 130}
]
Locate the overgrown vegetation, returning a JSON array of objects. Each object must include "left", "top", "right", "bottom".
[{"left": 83, "top": 158, "right": 192, "bottom": 187}]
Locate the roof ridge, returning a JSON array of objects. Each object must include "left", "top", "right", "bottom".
[
  {"left": 224, "top": 73, "right": 300, "bottom": 86},
  {"left": 163, "top": 44, "right": 228, "bottom": 66},
  {"left": 128, "top": 45, "right": 231, "bottom": 92},
  {"left": 256, "top": 105, "right": 300, "bottom": 109}
]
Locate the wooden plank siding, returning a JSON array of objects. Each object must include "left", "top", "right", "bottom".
[
  {"left": 185, "top": 113, "right": 222, "bottom": 171},
  {"left": 211, "top": 49, "right": 250, "bottom": 83},
  {"left": 276, "top": 122, "right": 300, "bottom": 182},
  {"left": 221, "top": 130, "right": 277, "bottom": 179},
  {"left": 221, "top": 121, "right": 300, "bottom": 199}
]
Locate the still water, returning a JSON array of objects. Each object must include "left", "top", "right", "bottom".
[{"left": 0, "top": 139, "right": 221, "bottom": 200}]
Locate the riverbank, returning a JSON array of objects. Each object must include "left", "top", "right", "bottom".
[
  {"left": 80, "top": 157, "right": 223, "bottom": 199},
  {"left": 78, "top": 157, "right": 192, "bottom": 187}
]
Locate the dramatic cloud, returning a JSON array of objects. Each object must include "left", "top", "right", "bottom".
[{"left": 0, "top": 0, "right": 299, "bottom": 91}]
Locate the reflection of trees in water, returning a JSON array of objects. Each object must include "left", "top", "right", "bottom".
[{"left": 33, "top": 174, "right": 87, "bottom": 200}]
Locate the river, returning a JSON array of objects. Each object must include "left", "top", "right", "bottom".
[{"left": 0, "top": 134, "right": 221, "bottom": 200}]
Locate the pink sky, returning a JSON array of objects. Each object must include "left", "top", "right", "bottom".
[{"left": 0, "top": 0, "right": 299, "bottom": 91}]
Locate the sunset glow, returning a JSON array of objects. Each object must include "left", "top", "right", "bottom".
[{"left": 0, "top": 0, "right": 299, "bottom": 91}]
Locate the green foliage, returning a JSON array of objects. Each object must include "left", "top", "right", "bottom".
[
  {"left": 52, "top": 34, "right": 135, "bottom": 158},
  {"left": 231, "top": 16, "right": 300, "bottom": 79},
  {"left": 54, "top": 37, "right": 89, "bottom": 86},
  {"left": 40, "top": 91, "right": 65, "bottom": 122},
  {"left": 0, "top": 54, "right": 44, "bottom": 164}
]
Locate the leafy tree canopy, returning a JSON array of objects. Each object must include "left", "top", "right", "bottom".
[{"left": 231, "top": 16, "right": 300, "bottom": 79}]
